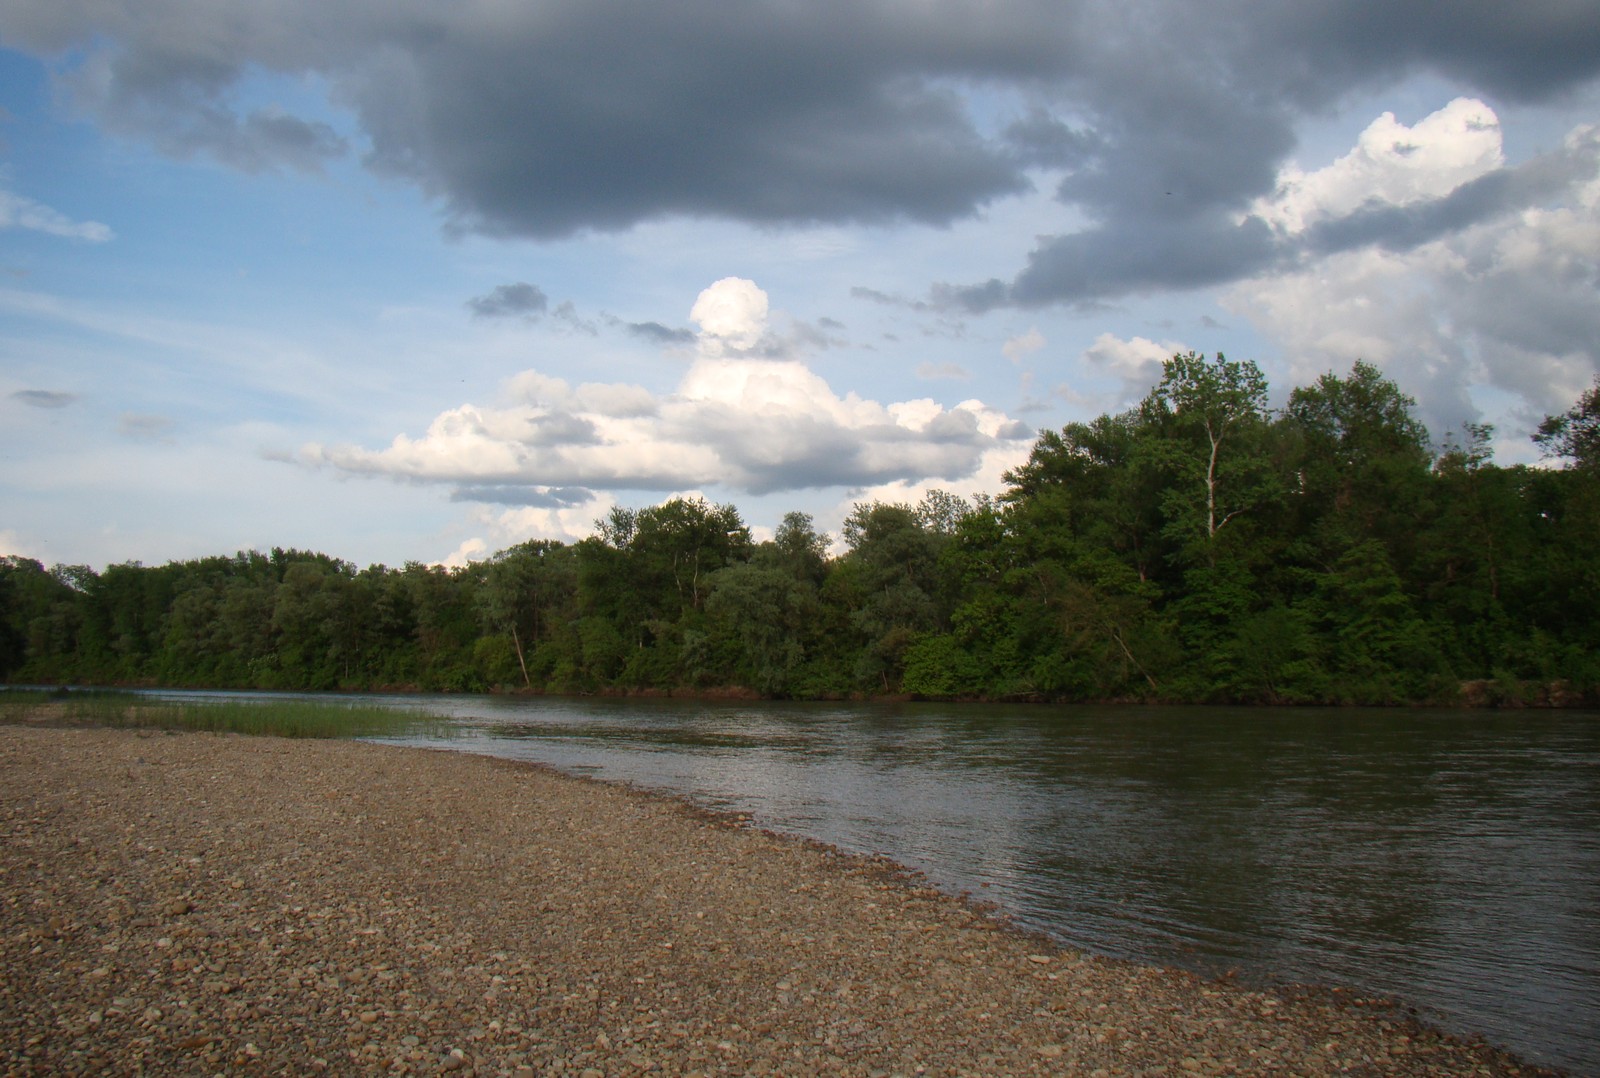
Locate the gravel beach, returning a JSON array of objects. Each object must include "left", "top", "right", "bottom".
[{"left": 1, "top": 725, "right": 1557, "bottom": 1077}]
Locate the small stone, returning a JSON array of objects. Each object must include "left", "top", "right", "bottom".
[
  {"left": 1026, "top": 954, "right": 1051, "bottom": 964},
  {"left": 164, "top": 899, "right": 193, "bottom": 917},
  {"left": 359, "top": 1011, "right": 379, "bottom": 1024},
  {"left": 1037, "top": 1044, "right": 1064, "bottom": 1058}
]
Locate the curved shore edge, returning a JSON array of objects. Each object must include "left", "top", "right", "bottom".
[{"left": 1, "top": 727, "right": 1561, "bottom": 1077}]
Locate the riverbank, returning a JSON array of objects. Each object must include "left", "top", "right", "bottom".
[
  {"left": 14, "top": 676, "right": 1598, "bottom": 709},
  {"left": 1, "top": 726, "right": 1559, "bottom": 1077}
]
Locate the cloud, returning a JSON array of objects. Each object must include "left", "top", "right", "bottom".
[
  {"left": 1001, "top": 327, "right": 1046, "bottom": 363},
  {"left": 939, "top": 98, "right": 1600, "bottom": 310},
  {"left": 690, "top": 277, "right": 771, "bottom": 355},
  {"left": 1224, "top": 121, "right": 1600, "bottom": 439},
  {"left": 464, "top": 491, "right": 621, "bottom": 552},
  {"left": 300, "top": 277, "right": 1031, "bottom": 502},
  {"left": 1081, "top": 333, "right": 1187, "bottom": 406},
  {"left": 622, "top": 320, "right": 696, "bottom": 346},
  {"left": 449, "top": 485, "right": 595, "bottom": 508},
  {"left": 0, "top": 189, "right": 112, "bottom": 242},
  {"left": 119, "top": 413, "right": 176, "bottom": 441},
  {"left": 11, "top": 389, "right": 79, "bottom": 409},
  {"left": 850, "top": 286, "right": 933, "bottom": 312},
  {"left": 938, "top": 215, "right": 1282, "bottom": 311},
  {"left": 304, "top": 357, "right": 1030, "bottom": 498},
  {"left": 1249, "top": 98, "right": 1505, "bottom": 235},
  {"left": 57, "top": 48, "right": 347, "bottom": 174},
  {"left": 468, "top": 282, "right": 549, "bottom": 320},
  {"left": 11, "top": 0, "right": 1596, "bottom": 251},
  {"left": 436, "top": 537, "right": 487, "bottom": 569},
  {"left": 917, "top": 362, "right": 970, "bottom": 380},
  {"left": 0, "top": 529, "right": 39, "bottom": 560}
]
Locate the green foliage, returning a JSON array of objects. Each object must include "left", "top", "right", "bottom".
[
  {"left": 901, "top": 633, "right": 985, "bottom": 697},
  {"left": 1534, "top": 375, "right": 1600, "bottom": 469},
  {"left": 6, "top": 369, "right": 1597, "bottom": 706},
  {"left": 0, "top": 689, "right": 436, "bottom": 739}
]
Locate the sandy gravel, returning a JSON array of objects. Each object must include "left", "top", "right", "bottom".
[{"left": 0, "top": 725, "right": 1556, "bottom": 1077}]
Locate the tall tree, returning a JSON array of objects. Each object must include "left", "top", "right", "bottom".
[{"left": 1142, "top": 351, "right": 1277, "bottom": 546}]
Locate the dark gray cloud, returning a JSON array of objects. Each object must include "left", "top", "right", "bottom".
[
  {"left": 622, "top": 320, "right": 695, "bottom": 346},
  {"left": 468, "top": 282, "right": 549, "bottom": 319},
  {"left": 947, "top": 125, "right": 1600, "bottom": 310},
  {"left": 61, "top": 54, "right": 346, "bottom": 173},
  {"left": 1002, "top": 109, "right": 1100, "bottom": 169},
  {"left": 942, "top": 214, "right": 1282, "bottom": 311},
  {"left": 11, "top": 389, "right": 78, "bottom": 409},
  {"left": 6, "top": 0, "right": 1599, "bottom": 286},
  {"left": 450, "top": 485, "right": 595, "bottom": 507},
  {"left": 1248, "top": 0, "right": 1600, "bottom": 103}
]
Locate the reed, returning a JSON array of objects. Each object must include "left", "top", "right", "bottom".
[{"left": 0, "top": 688, "right": 438, "bottom": 739}]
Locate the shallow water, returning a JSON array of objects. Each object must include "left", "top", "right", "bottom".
[{"left": 141, "top": 690, "right": 1600, "bottom": 1074}]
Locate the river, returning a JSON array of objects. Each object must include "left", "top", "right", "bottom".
[{"left": 147, "top": 691, "right": 1600, "bottom": 1074}]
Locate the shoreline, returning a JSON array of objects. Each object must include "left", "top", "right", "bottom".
[
  {"left": 11, "top": 678, "right": 1599, "bottom": 709},
  {"left": 1, "top": 726, "right": 1563, "bottom": 1076}
]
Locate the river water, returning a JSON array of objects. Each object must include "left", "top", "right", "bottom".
[{"left": 148, "top": 691, "right": 1600, "bottom": 1073}]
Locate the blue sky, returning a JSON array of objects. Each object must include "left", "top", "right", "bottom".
[{"left": 3, "top": 1, "right": 1598, "bottom": 570}]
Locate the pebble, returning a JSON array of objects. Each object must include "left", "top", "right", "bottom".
[{"left": 0, "top": 725, "right": 1551, "bottom": 1078}]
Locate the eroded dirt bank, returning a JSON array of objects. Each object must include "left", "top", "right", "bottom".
[{"left": 0, "top": 726, "right": 1556, "bottom": 1076}]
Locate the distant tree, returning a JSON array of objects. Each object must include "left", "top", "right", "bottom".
[
  {"left": 763, "top": 511, "right": 830, "bottom": 585},
  {"left": 477, "top": 540, "right": 576, "bottom": 688},
  {"left": 1534, "top": 376, "right": 1600, "bottom": 469}
]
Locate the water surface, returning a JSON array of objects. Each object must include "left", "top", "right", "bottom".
[{"left": 146, "top": 691, "right": 1600, "bottom": 1074}]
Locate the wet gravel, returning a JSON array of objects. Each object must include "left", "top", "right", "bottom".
[{"left": 0, "top": 725, "right": 1559, "bottom": 1076}]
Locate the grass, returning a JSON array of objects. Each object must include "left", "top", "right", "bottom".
[{"left": 0, "top": 688, "right": 443, "bottom": 740}]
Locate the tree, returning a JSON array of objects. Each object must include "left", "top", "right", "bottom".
[
  {"left": 0, "top": 556, "right": 77, "bottom": 680},
  {"left": 763, "top": 511, "right": 830, "bottom": 585},
  {"left": 836, "top": 502, "right": 948, "bottom": 690},
  {"left": 1004, "top": 410, "right": 1167, "bottom": 581},
  {"left": 1286, "top": 361, "right": 1431, "bottom": 512},
  {"left": 1534, "top": 376, "right": 1600, "bottom": 469},
  {"left": 1142, "top": 351, "right": 1278, "bottom": 547},
  {"left": 1284, "top": 360, "right": 1436, "bottom": 581},
  {"left": 702, "top": 563, "right": 816, "bottom": 694},
  {"left": 477, "top": 540, "right": 576, "bottom": 689}
]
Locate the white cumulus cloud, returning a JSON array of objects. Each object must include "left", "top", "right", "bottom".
[
  {"left": 1250, "top": 98, "right": 1505, "bottom": 235},
  {"left": 1078, "top": 332, "right": 1188, "bottom": 407},
  {"left": 302, "top": 280, "right": 1034, "bottom": 504},
  {"left": 690, "top": 276, "right": 771, "bottom": 355}
]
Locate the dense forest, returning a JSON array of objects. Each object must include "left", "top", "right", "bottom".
[{"left": 5, "top": 356, "right": 1598, "bottom": 705}]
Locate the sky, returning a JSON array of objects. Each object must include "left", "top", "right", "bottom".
[{"left": 2, "top": 0, "right": 1598, "bottom": 571}]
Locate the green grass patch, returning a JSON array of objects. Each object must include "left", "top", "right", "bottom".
[{"left": 0, "top": 688, "right": 441, "bottom": 739}]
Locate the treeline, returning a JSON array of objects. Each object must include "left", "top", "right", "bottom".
[{"left": 4, "top": 356, "right": 1598, "bottom": 705}]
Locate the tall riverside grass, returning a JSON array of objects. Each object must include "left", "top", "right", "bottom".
[{"left": 0, "top": 689, "right": 439, "bottom": 739}]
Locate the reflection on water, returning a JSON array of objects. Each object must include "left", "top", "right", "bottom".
[{"left": 140, "top": 690, "right": 1600, "bottom": 1074}]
